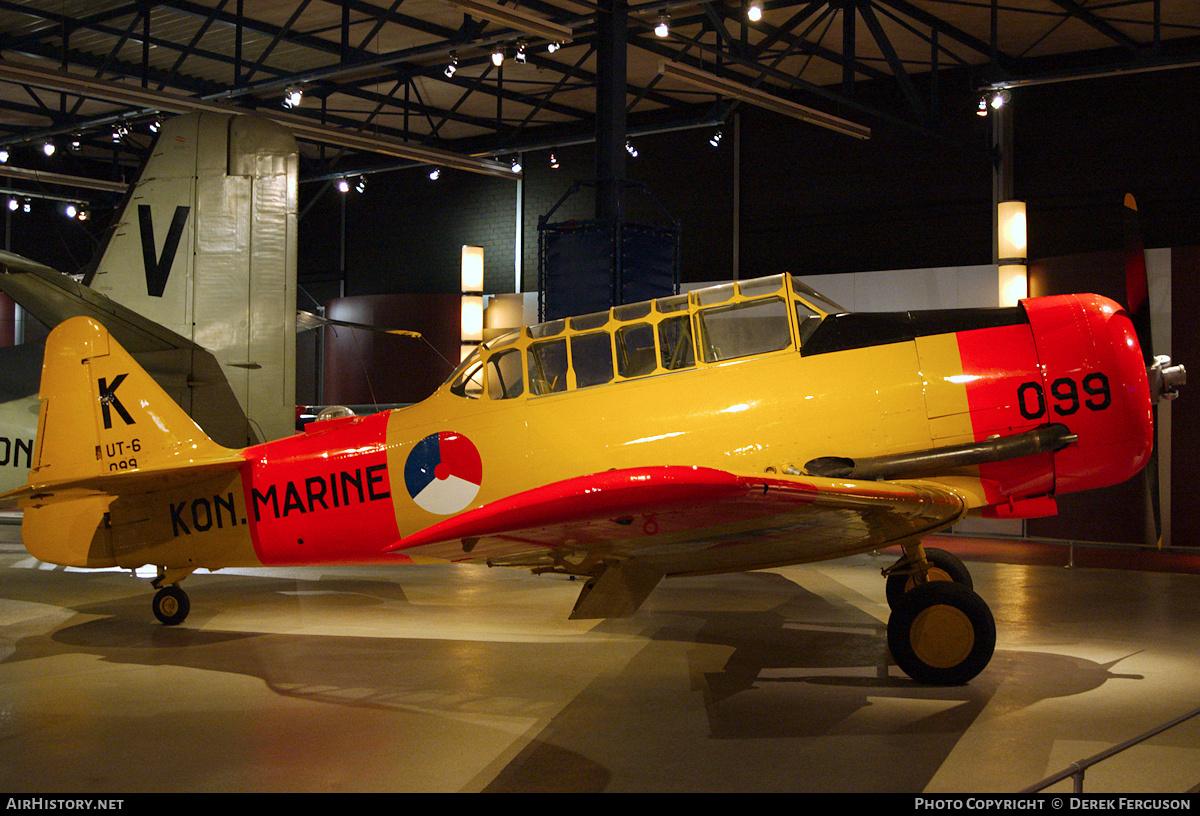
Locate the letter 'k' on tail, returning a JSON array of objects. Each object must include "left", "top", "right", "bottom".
[{"left": 7, "top": 316, "right": 244, "bottom": 570}]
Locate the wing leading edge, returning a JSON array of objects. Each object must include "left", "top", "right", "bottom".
[{"left": 389, "top": 465, "right": 967, "bottom": 616}]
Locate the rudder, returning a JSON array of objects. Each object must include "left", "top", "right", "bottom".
[{"left": 30, "top": 316, "right": 235, "bottom": 489}]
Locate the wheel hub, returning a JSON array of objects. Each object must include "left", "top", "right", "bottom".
[{"left": 909, "top": 603, "right": 975, "bottom": 669}]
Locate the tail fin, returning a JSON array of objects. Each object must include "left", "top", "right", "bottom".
[
  {"left": 84, "top": 112, "right": 299, "bottom": 444},
  {"left": 16, "top": 316, "right": 243, "bottom": 569},
  {"left": 30, "top": 316, "right": 239, "bottom": 490},
  {"left": 0, "top": 112, "right": 298, "bottom": 447}
]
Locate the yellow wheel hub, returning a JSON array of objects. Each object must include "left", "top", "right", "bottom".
[
  {"left": 905, "top": 566, "right": 952, "bottom": 593},
  {"left": 909, "top": 603, "right": 975, "bottom": 669}
]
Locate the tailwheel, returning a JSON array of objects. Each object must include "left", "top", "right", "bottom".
[
  {"left": 152, "top": 585, "right": 191, "bottom": 626},
  {"left": 887, "top": 581, "right": 995, "bottom": 685},
  {"left": 885, "top": 546, "right": 972, "bottom": 610}
]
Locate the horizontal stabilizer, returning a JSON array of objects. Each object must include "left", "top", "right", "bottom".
[
  {"left": 2, "top": 458, "right": 243, "bottom": 510},
  {"left": 0, "top": 251, "right": 196, "bottom": 353},
  {"left": 0, "top": 251, "right": 258, "bottom": 447}
]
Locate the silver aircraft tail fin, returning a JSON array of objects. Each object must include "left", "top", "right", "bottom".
[{"left": 1, "top": 112, "right": 299, "bottom": 446}]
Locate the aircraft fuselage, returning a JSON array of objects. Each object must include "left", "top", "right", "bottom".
[{"left": 24, "top": 274, "right": 1154, "bottom": 585}]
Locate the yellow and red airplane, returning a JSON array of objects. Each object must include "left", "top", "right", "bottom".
[{"left": 1, "top": 272, "right": 1183, "bottom": 685}]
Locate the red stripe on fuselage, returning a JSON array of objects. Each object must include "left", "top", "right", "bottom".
[
  {"left": 241, "top": 411, "right": 400, "bottom": 565},
  {"left": 954, "top": 319, "right": 1055, "bottom": 506}
]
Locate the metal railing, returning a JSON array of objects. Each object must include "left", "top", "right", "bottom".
[{"left": 1021, "top": 705, "right": 1200, "bottom": 793}]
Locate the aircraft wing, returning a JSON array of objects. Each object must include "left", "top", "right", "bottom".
[
  {"left": 388, "top": 465, "right": 967, "bottom": 615},
  {"left": 0, "top": 251, "right": 258, "bottom": 447},
  {"left": 0, "top": 251, "right": 197, "bottom": 354}
]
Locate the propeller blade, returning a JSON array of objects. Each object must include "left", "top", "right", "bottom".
[
  {"left": 1124, "top": 194, "right": 1154, "bottom": 365},
  {"left": 1123, "top": 194, "right": 1161, "bottom": 547}
]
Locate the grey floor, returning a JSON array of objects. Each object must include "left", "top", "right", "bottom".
[{"left": 0, "top": 520, "right": 1197, "bottom": 794}]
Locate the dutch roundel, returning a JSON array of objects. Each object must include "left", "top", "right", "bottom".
[{"left": 404, "top": 432, "right": 483, "bottom": 515}]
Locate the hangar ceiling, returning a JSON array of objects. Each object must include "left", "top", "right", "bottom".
[{"left": 0, "top": 0, "right": 1197, "bottom": 188}]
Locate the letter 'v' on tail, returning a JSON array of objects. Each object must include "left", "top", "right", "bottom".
[{"left": 29, "top": 316, "right": 241, "bottom": 490}]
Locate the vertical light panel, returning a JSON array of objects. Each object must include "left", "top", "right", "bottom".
[
  {"left": 461, "top": 246, "right": 484, "bottom": 355},
  {"left": 998, "top": 264, "right": 1028, "bottom": 307},
  {"left": 997, "top": 200, "right": 1027, "bottom": 262},
  {"left": 461, "top": 245, "right": 484, "bottom": 293}
]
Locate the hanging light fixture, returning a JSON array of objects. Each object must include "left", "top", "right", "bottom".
[
  {"left": 709, "top": 128, "right": 723, "bottom": 147},
  {"left": 337, "top": 177, "right": 350, "bottom": 193},
  {"left": 0, "top": 148, "right": 9, "bottom": 163},
  {"left": 549, "top": 153, "right": 559, "bottom": 169},
  {"left": 492, "top": 46, "right": 506, "bottom": 67},
  {"left": 445, "top": 53, "right": 458, "bottom": 78},
  {"left": 429, "top": 167, "right": 442, "bottom": 181},
  {"left": 547, "top": 41, "right": 562, "bottom": 53},
  {"left": 510, "top": 156, "right": 522, "bottom": 173},
  {"left": 354, "top": 176, "right": 367, "bottom": 193},
  {"left": 42, "top": 140, "right": 55, "bottom": 157},
  {"left": 655, "top": 12, "right": 670, "bottom": 37},
  {"left": 515, "top": 41, "right": 527, "bottom": 63},
  {"left": 625, "top": 140, "right": 638, "bottom": 158},
  {"left": 747, "top": 0, "right": 763, "bottom": 22},
  {"left": 283, "top": 86, "right": 303, "bottom": 109}
]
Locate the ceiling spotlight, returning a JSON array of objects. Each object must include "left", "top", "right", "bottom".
[
  {"left": 445, "top": 53, "right": 458, "bottom": 78},
  {"left": 7, "top": 198, "right": 16, "bottom": 212},
  {"left": 70, "top": 135, "right": 82, "bottom": 151},
  {"left": 429, "top": 167, "right": 441, "bottom": 181},
  {"left": 510, "top": 156, "right": 522, "bottom": 174},
  {"left": 709, "top": 129, "right": 723, "bottom": 147},
  {"left": 22, "top": 198, "right": 30, "bottom": 213},
  {"left": 747, "top": 0, "right": 763, "bottom": 22},
  {"left": 547, "top": 41, "right": 562, "bottom": 53},
  {"left": 111, "top": 124, "right": 129, "bottom": 143},
  {"left": 516, "top": 41, "right": 527, "bottom": 63},
  {"left": 492, "top": 46, "right": 505, "bottom": 67},
  {"left": 283, "top": 86, "right": 303, "bottom": 109},
  {"left": 148, "top": 117, "right": 163, "bottom": 133},
  {"left": 655, "top": 12, "right": 670, "bottom": 38},
  {"left": 337, "top": 177, "right": 350, "bottom": 193},
  {"left": 42, "top": 140, "right": 55, "bottom": 157},
  {"left": 977, "top": 89, "right": 1012, "bottom": 116},
  {"left": 0, "top": 148, "right": 8, "bottom": 163},
  {"left": 549, "top": 153, "right": 559, "bottom": 170},
  {"left": 625, "top": 140, "right": 638, "bottom": 158},
  {"left": 64, "top": 203, "right": 77, "bottom": 219},
  {"left": 77, "top": 206, "right": 89, "bottom": 221},
  {"left": 354, "top": 176, "right": 367, "bottom": 194}
]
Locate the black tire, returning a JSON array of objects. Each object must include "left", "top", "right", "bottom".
[
  {"left": 887, "top": 580, "right": 995, "bottom": 686},
  {"left": 885, "top": 546, "right": 973, "bottom": 610},
  {"left": 152, "top": 585, "right": 190, "bottom": 626}
]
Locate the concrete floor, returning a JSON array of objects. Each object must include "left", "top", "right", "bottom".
[{"left": 0, "top": 521, "right": 1197, "bottom": 794}]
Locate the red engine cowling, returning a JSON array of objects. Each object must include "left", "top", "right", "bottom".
[{"left": 1021, "top": 293, "right": 1154, "bottom": 496}]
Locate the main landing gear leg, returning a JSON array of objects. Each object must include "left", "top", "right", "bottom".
[
  {"left": 883, "top": 539, "right": 995, "bottom": 686},
  {"left": 151, "top": 568, "right": 195, "bottom": 626}
]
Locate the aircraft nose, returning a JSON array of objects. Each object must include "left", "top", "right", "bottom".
[{"left": 1023, "top": 293, "right": 1155, "bottom": 495}]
